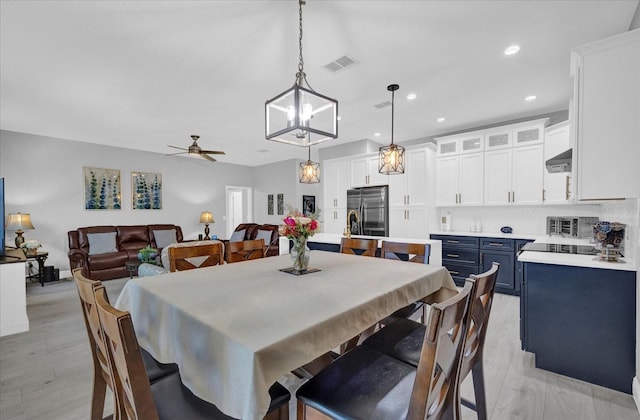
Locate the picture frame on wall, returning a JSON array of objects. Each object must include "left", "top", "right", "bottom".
[
  {"left": 277, "top": 193, "right": 284, "bottom": 215},
  {"left": 83, "top": 167, "right": 121, "bottom": 210},
  {"left": 267, "top": 194, "right": 274, "bottom": 215},
  {"left": 132, "top": 171, "right": 162, "bottom": 210},
  {"left": 302, "top": 195, "right": 315, "bottom": 216}
]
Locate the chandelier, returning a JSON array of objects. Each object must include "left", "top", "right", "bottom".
[
  {"left": 378, "top": 84, "right": 405, "bottom": 174},
  {"left": 265, "top": 0, "right": 338, "bottom": 146},
  {"left": 299, "top": 146, "right": 320, "bottom": 183}
]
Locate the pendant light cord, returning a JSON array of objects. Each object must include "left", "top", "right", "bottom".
[
  {"left": 391, "top": 88, "right": 395, "bottom": 146},
  {"left": 298, "top": 0, "right": 304, "bottom": 75}
]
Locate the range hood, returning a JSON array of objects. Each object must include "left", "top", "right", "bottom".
[{"left": 546, "top": 149, "right": 572, "bottom": 173}]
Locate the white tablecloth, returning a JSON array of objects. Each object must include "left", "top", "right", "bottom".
[{"left": 115, "top": 250, "right": 456, "bottom": 419}]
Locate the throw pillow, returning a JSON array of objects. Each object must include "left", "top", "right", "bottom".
[
  {"left": 229, "top": 229, "right": 246, "bottom": 242},
  {"left": 154, "top": 229, "right": 177, "bottom": 248},
  {"left": 255, "top": 229, "right": 273, "bottom": 245},
  {"left": 87, "top": 232, "right": 118, "bottom": 255}
]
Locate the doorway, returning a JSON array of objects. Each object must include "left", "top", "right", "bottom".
[{"left": 226, "top": 186, "right": 253, "bottom": 237}]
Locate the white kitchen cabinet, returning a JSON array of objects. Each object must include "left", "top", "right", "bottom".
[
  {"left": 543, "top": 121, "right": 572, "bottom": 204},
  {"left": 572, "top": 29, "right": 640, "bottom": 200},
  {"left": 389, "top": 147, "right": 429, "bottom": 207},
  {"left": 323, "top": 207, "right": 347, "bottom": 235},
  {"left": 435, "top": 153, "right": 483, "bottom": 206},
  {"left": 484, "top": 144, "right": 544, "bottom": 205},
  {"left": 389, "top": 207, "right": 428, "bottom": 239},
  {"left": 484, "top": 127, "right": 512, "bottom": 150},
  {"left": 350, "top": 155, "right": 387, "bottom": 187},
  {"left": 323, "top": 158, "right": 350, "bottom": 208}
]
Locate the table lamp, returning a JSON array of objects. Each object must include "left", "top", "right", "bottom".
[
  {"left": 199, "top": 211, "right": 214, "bottom": 240},
  {"left": 6, "top": 212, "right": 35, "bottom": 247}
]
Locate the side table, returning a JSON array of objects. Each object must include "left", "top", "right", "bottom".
[
  {"left": 125, "top": 260, "right": 140, "bottom": 279},
  {"left": 26, "top": 252, "right": 49, "bottom": 287}
]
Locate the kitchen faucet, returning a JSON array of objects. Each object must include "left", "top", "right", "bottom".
[{"left": 344, "top": 210, "right": 360, "bottom": 239}]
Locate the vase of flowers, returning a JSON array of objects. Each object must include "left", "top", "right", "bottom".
[
  {"left": 281, "top": 207, "right": 319, "bottom": 273},
  {"left": 21, "top": 239, "right": 42, "bottom": 257}
]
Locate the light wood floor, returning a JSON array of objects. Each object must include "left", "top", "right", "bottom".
[{"left": 1, "top": 278, "right": 638, "bottom": 420}]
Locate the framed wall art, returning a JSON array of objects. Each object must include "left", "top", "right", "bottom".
[
  {"left": 83, "top": 167, "right": 121, "bottom": 210},
  {"left": 302, "top": 195, "right": 316, "bottom": 216},
  {"left": 132, "top": 171, "right": 162, "bottom": 210},
  {"left": 267, "top": 194, "right": 274, "bottom": 215},
  {"left": 277, "top": 193, "right": 284, "bottom": 215}
]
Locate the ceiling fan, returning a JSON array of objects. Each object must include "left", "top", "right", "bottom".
[{"left": 167, "top": 135, "right": 225, "bottom": 162}]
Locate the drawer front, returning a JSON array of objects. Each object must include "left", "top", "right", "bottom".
[
  {"left": 480, "top": 237, "right": 515, "bottom": 252},
  {"left": 443, "top": 262, "right": 481, "bottom": 286},
  {"left": 442, "top": 249, "right": 479, "bottom": 265},
  {"left": 431, "top": 235, "right": 479, "bottom": 249}
]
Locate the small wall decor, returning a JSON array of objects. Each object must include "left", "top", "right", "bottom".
[
  {"left": 303, "top": 195, "right": 316, "bottom": 216},
  {"left": 277, "top": 193, "right": 284, "bottom": 215},
  {"left": 267, "top": 194, "right": 274, "bottom": 215},
  {"left": 83, "top": 167, "right": 121, "bottom": 210},
  {"left": 132, "top": 171, "right": 162, "bottom": 210}
]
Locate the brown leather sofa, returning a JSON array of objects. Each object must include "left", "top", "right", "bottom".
[
  {"left": 68, "top": 224, "right": 183, "bottom": 280},
  {"left": 229, "top": 223, "right": 281, "bottom": 257}
]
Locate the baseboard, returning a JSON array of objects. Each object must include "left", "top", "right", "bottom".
[
  {"left": 59, "top": 269, "right": 72, "bottom": 279},
  {"left": 633, "top": 377, "right": 640, "bottom": 414},
  {"left": 0, "top": 321, "right": 29, "bottom": 338}
]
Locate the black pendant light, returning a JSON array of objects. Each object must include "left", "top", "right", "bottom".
[
  {"left": 265, "top": 0, "right": 338, "bottom": 147},
  {"left": 299, "top": 146, "right": 320, "bottom": 184},
  {"left": 378, "top": 84, "right": 405, "bottom": 175}
]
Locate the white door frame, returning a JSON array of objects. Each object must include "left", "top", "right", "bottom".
[{"left": 225, "top": 185, "right": 253, "bottom": 237}]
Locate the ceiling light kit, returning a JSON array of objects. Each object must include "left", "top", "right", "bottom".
[
  {"left": 265, "top": 0, "right": 338, "bottom": 147},
  {"left": 436, "top": 117, "right": 446, "bottom": 123},
  {"left": 378, "top": 84, "right": 405, "bottom": 175},
  {"left": 167, "top": 135, "right": 225, "bottom": 162},
  {"left": 504, "top": 44, "right": 520, "bottom": 55},
  {"left": 525, "top": 95, "right": 537, "bottom": 102}
]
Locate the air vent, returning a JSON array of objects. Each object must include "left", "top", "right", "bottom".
[
  {"left": 374, "top": 101, "right": 392, "bottom": 109},
  {"left": 323, "top": 55, "right": 356, "bottom": 72}
]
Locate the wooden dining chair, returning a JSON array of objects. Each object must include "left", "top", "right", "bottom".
[
  {"left": 73, "top": 269, "right": 178, "bottom": 420},
  {"left": 339, "top": 237, "right": 377, "bottom": 256},
  {"left": 225, "top": 238, "right": 266, "bottom": 263},
  {"left": 361, "top": 263, "right": 500, "bottom": 420},
  {"left": 168, "top": 243, "right": 223, "bottom": 272},
  {"left": 296, "top": 280, "right": 474, "bottom": 420},
  {"left": 94, "top": 286, "right": 291, "bottom": 420}
]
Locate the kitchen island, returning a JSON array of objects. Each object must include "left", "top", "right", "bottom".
[
  {"left": 307, "top": 233, "right": 442, "bottom": 266},
  {"left": 519, "top": 240, "right": 636, "bottom": 394}
]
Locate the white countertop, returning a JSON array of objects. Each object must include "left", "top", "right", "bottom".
[
  {"left": 430, "top": 230, "right": 541, "bottom": 240},
  {"left": 518, "top": 237, "right": 636, "bottom": 271}
]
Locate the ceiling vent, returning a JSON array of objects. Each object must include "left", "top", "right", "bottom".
[
  {"left": 323, "top": 55, "right": 356, "bottom": 72},
  {"left": 374, "top": 101, "right": 392, "bottom": 109}
]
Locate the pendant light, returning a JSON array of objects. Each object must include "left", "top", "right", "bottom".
[
  {"left": 265, "top": 0, "right": 338, "bottom": 147},
  {"left": 299, "top": 145, "right": 320, "bottom": 184},
  {"left": 378, "top": 84, "right": 405, "bottom": 175}
]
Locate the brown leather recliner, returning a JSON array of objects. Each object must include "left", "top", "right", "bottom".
[
  {"left": 68, "top": 224, "right": 183, "bottom": 280},
  {"left": 230, "top": 223, "right": 281, "bottom": 257}
]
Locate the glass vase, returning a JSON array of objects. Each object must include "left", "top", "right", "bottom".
[{"left": 290, "top": 237, "right": 310, "bottom": 272}]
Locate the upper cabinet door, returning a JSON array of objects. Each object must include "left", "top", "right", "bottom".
[
  {"left": 484, "top": 128, "right": 512, "bottom": 150},
  {"left": 513, "top": 122, "right": 545, "bottom": 147},
  {"left": 512, "top": 145, "right": 544, "bottom": 204},
  {"left": 323, "top": 158, "right": 349, "bottom": 208},
  {"left": 544, "top": 121, "right": 572, "bottom": 204},
  {"left": 458, "top": 133, "right": 484, "bottom": 154},
  {"left": 458, "top": 153, "right": 484, "bottom": 206},
  {"left": 436, "top": 156, "right": 460, "bottom": 206},
  {"left": 405, "top": 147, "right": 428, "bottom": 206},
  {"left": 484, "top": 149, "right": 512, "bottom": 205},
  {"left": 367, "top": 156, "right": 388, "bottom": 187},
  {"left": 350, "top": 157, "right": 369, "bottom": 187},
  {"left": 436, "top": 138, "right": 458, "bottom": 156}
]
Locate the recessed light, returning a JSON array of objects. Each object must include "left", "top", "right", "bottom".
[
  {"left": 525, "top": 95, "right": 537, "bottom": 102},
  {"left": 374, "top": 132, "right": 381, "bottom": 137},
  {"left": 337, "top": 116, "right": 342, "bottom": 121},
  {"left": 406, "top": 93, "right": 417, "bottom": 100},
  {"left": 504, "top": 45, "right": 520, "bottom": 55},
  {"left": 436, "top": 117, "right": 446, "bottom": 123}
]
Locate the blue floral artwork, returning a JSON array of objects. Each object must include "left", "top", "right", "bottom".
[
  {"left": 132, "top": 171, "right": 162, "bottom": 210},
  {"left": 83, "top": 167, "right": 121, "bottom": 210}
]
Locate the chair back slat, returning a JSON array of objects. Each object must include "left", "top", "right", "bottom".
[
  {"left": 380, "top": 241, "right": 431, "bottom": 264},
  {"left": 340, "top": 238, "right": 377, "bottom": 256},
  {"left": 460, "top": 262, "right": 500, "bottom": 379},
  {"left": 95, "top": 287, "right": 160, "bottom": 420},
  {"left": 168, "top": 243, "right": 223, "bottom": 272},
  {"left": 408, "top": 280, "right": 474, "bottom": 420},
  {"left": 226, "top": 239, "right": 265, "bottom": 263}
]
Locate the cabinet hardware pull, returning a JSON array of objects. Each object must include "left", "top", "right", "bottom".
[
  {"left": 489, "top": 243, "right": 503, "bottom": 247},
  {"left": 512, "top": 191, "right": 515, "bottom": 202},
  {"left": 447, "top": 254, "right": 460, "bottom": 258},
  {"left": 507, "top": 191, "right": 511, "bottom": 202},
  {"left": 447, "top": 240, "right": 459, "bottom": 244},
  {"left": 407, "top": 210, "right": 409, "bottom": 220},
  {"left": 407, "top": 195, "right": 410, "bottom": 205},
  {"left": 449, "top": 270, "right": 460, "bottom": 275},
  {"left": 543, "top": 189, "right": 546, "bottom": 201},
  {"left": 565, "top": 175, "right": 570, "bottom": 200}
]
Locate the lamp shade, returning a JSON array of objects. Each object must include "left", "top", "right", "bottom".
[
  {"left": 199, "top": 212, "right": 214, "bottom": 224},
  {"left": 6, "top": 213, "right": 35, "bottom": 231}
]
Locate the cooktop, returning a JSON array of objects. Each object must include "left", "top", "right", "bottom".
[{"left": 521, "top": 242, "right": 599, "bottom": 255}]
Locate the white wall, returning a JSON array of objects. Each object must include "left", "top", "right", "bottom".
[{"left": 0, "top": 130, "right": 254, "bottom": 274}]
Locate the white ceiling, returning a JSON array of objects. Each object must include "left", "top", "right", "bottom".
[{"left": 1, "top": 1, "right": 637, "bottom": 166}]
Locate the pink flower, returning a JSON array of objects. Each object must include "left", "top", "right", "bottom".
[
  {"left": 284, "top": 217, "right": 297, "bottom": 227},
  {"left": 309, "top": 220, "right": 318, "bottom": 230}
]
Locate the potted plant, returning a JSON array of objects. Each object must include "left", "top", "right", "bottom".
[
  {"left": 21, "top": 239, "right": 42, "bottom": 257},
  {"left": 138, "top": 245, "right": 159, "bottom": 263}
]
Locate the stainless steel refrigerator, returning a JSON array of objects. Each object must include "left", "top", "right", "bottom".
[{"left": 346, "top": 186, "right": 389, "bottom": 237}]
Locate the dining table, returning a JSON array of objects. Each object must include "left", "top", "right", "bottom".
[{"left": 115, "top": 250, "right": 457, "bottom": 419}]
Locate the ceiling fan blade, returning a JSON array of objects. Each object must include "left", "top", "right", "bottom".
[
  {"left": 201, "top": 154, "right": 217, "bottom": 162},
  {"left": 166, "top": 151, "right": 188, "bottom": 156},
  {"left": 199, "top": 149, "right": 226, "bottom": 155},
  {"left": 167, "top": 145, "right": 187, "bottom": 151}
]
